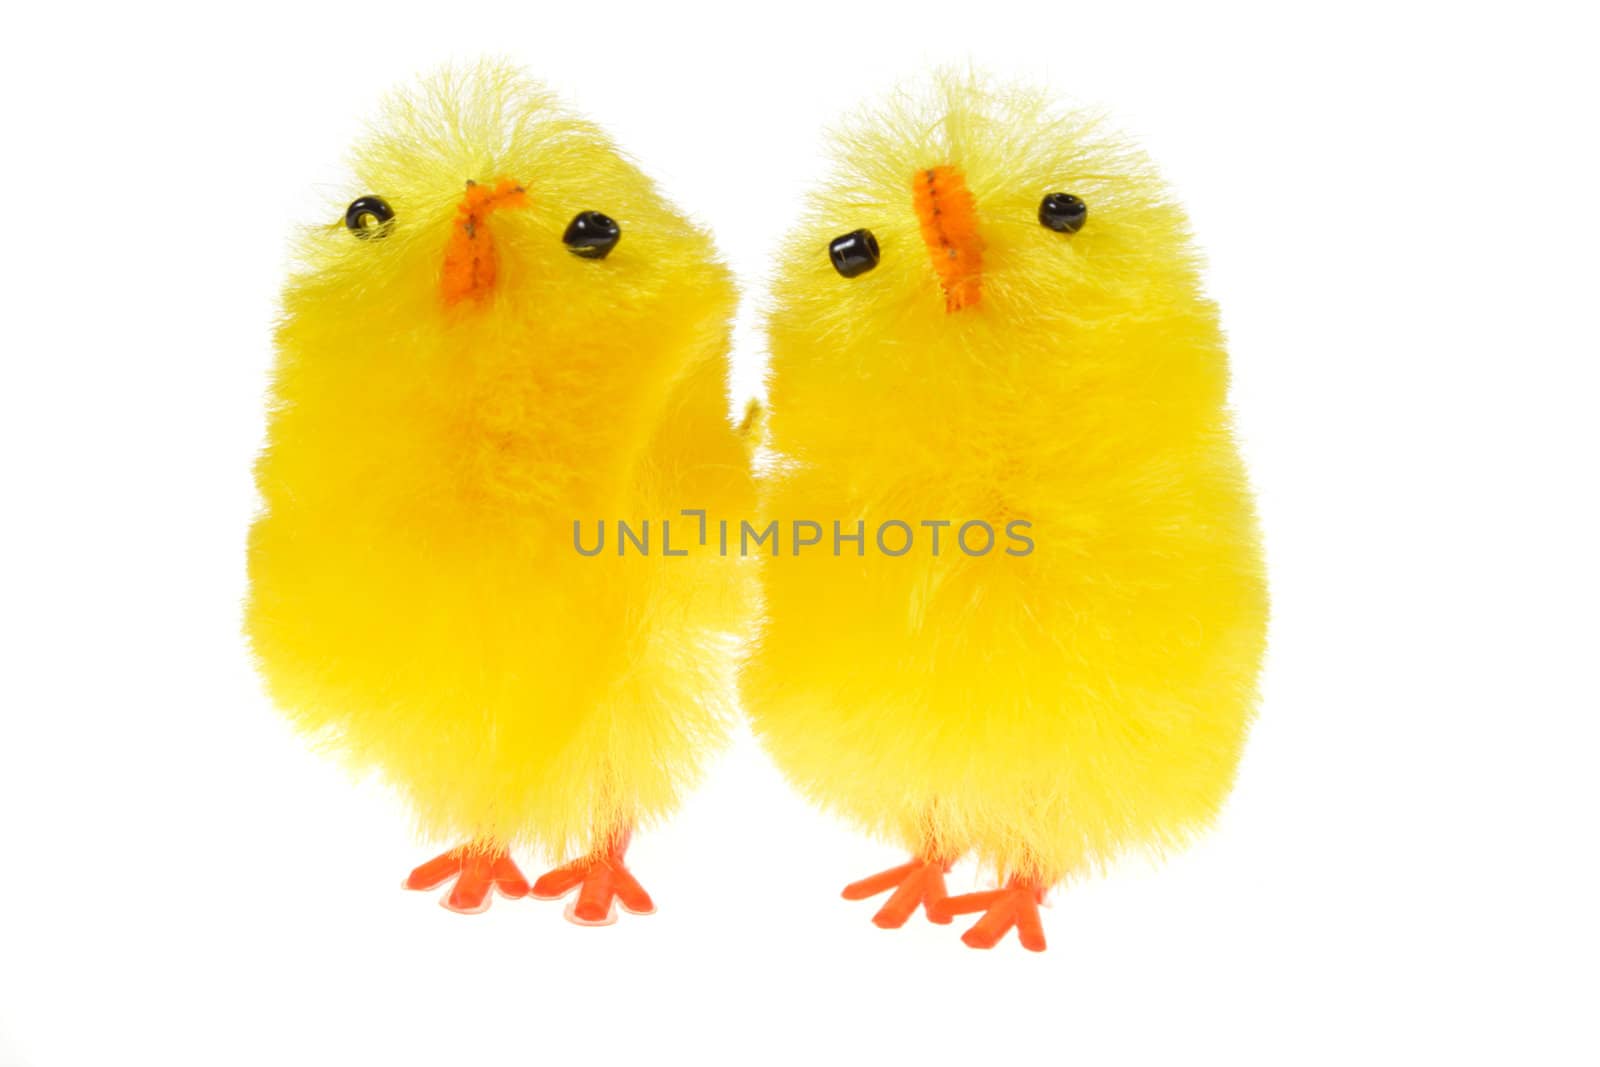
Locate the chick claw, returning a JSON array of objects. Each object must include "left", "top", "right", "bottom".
[
  {"left": 530, "top": 833, "right": 655, "bottom": 926},
  {"left": 929, "top": 877, "right": 1048, "bottom": 952},
  {"left": 403, "top": 844, "right": 530, "bottom": 915},
  {"left": 842, "top": 856, "right": 955, "bottom": 928}
]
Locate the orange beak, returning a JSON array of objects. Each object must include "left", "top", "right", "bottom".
[
  {"left": 912, "top": 166, "right": 984, "bottom": 313},
  {"left": 440, "top": 177, "right": 528, "bottom": 307}
]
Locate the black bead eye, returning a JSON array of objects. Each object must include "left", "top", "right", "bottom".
[
  {"left": 829, "top": 228, "right": 880, "bottom": 278},
  {"left": 563, "top": 211, "right": 621, "bottom": 259},
  {"left": 1038, "top": 193, "right": 1087, "bottom": 234},
  {"left": 344, "top": 196, "right": 394, "bottom": 238}
]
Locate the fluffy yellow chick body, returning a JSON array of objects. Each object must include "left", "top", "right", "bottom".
[
  {"left": 247, "top": 66, "right": 752, "bottom": 914},
  {"left": 744, "top": 75, "right": 1267, "bottom": 947}
]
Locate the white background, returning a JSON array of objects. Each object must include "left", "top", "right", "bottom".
[{"left": 2, "top": 2, "right": 1596, "bottom": 1064}]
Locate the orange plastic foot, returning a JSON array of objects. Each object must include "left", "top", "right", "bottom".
[
  {"left": 529, "top": 830, "right": 654, "bottom": 927},
  {"left": 842, "top": 856, "right": 956, "bottom": 928},
  {"left": 929, "top": 876, "right": 1048, "bottom": 952},
  {"left": 403, "top": 844, "right": 530, "bottom": 915}
]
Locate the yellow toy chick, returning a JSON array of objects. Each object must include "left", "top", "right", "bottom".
[
  {"left": 743, "top": 74, "right": 1268, "bottom": 951},
  {"left": 247, "top": 65, "right": 753, "bottom": 921}
]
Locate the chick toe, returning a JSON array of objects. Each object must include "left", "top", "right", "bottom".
[
  {"left": 935, "top": 879, "right": 1048, "bottom": 953},
  {"left": 403, "top": 843, "right": 530, "bottom": 915},
  {"left": 529, "top": 829, "right": 655, "bottom": 927},
  {"left": 842, "top": 855, "right": 957, "bottom": 928}
]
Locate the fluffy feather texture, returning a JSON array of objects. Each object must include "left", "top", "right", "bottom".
[
  {"left": 247, "top": 64, "right": 753, "bottom": 858},
  {"left": 744, "top": 73, "right": 1268, "bottom": 886}
]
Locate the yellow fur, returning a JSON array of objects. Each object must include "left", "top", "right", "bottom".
[
  {"left": 247, "top": 64, "right": 753, "bottom": 859},
  {"left": 744, "top": 74, "right": 1268, "bottom": 887}
]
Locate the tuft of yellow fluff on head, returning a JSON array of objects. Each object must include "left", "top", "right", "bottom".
[
  {"left": 743, "top": 72, "right": 1268, "bottom": 887},
  {"left": 246, "top": 63, "right": 753, "bottom": 859}
]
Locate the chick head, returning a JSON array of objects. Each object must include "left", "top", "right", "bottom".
[
  {"left": 770, "top": 72, "right": 1216, "bottom": 401},
  {"left": 278, "top": 63, "right": 731, "bottom": 516}
]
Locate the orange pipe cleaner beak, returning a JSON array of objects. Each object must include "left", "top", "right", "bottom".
[
  {"left": 440, "top": 177, "right": 529, "bottom": 307},
  {"left": 912, "top": 165, "right": 984, "bottom": 313}
]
